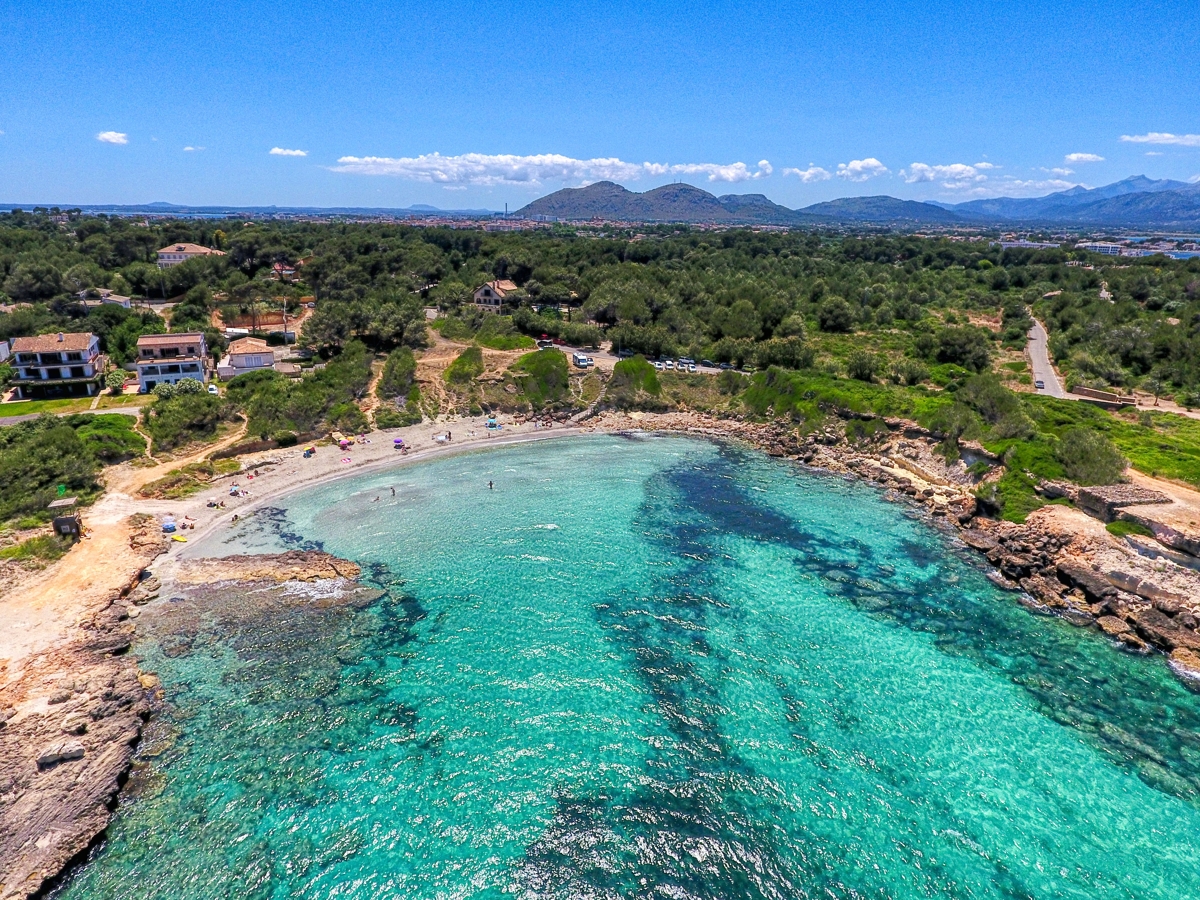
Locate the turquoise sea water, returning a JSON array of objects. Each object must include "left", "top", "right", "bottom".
[{"left": 56, "top": 434, "right": 1200, "bottom": 900}]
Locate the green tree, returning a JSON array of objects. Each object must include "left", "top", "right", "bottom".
[
  {"left": 1056, "top": 427, "right": 1127, "bottom": 485},
  {"left": 106, "top": 370, "right": 127, "bottom": 394},
  {"left": 817, "top": 296, "right": 855, "bottom": 333}
]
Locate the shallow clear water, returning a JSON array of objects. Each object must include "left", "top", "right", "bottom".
[{"left": 57, "top": 435, "right": 1200, "bottom": 899}]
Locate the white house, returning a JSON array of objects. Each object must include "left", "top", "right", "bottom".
[
  {"left": 135, "top": 332, "right": 210, "bottom": 392},
  {"left": 156, "top": 242, "right": 227, "bottom": 269},
  {"left": 0, "top": 339, "right": 9, "bottom": 363},
  {"left": 473, "top": 279, "right": 518, "bottom": 313},
  {"left": 77, "top": 288, "right": 133, "bottom": 309},
  {"left": 217, "top": 337, "right": 276, "bottom": 381}
]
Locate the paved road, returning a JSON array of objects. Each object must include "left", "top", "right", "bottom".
[{"left": 1027, "top": 318, "right": 1066, "bottom": 398}]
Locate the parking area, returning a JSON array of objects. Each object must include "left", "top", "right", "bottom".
[{"left": 555, "top": 345, "right": 728, "bottom": 376}]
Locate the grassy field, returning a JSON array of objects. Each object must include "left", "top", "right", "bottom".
[{"left": 0, "top": 398, "right": 93, "bottom": 417}]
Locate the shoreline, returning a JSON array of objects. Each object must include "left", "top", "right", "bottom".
[{"left": 4, "top": 408, "right": 1200, "bottom": 896}]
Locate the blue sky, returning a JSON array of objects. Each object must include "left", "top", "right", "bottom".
[{"left": 1, "top": 0, "right": 1197, "bottom": 209}]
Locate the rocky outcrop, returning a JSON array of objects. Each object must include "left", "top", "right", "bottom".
[
  {"left": 1076, "top": 484, "right": 1171, "bottom": 522},
  {"left": 0, "top": 517, "right": 167, "bottom": 900},
  {"left": 0, "top": 612, "right": 153, "bottom": 899},
  {"left": 172, "top": 550, "right": 362, "bottom": 585}
]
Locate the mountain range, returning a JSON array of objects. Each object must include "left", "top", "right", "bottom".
[{"left": 517, "top": 177, "right": 1200, "bottom": 230}]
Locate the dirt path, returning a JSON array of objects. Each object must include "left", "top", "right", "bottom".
[
  {"left": 360, "top": 358, "right": 385, "bottom": 425},
  {"left": 0, "top": 418, "right": 251, "bottom": 667}
]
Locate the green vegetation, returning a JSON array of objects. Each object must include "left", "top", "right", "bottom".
[
  {"left": 607, "top": 356, "right": 664, "bottom": 409},
  {"left": 475, "top": 316, "right": 536, "bottom": 350},
  {"left": 445, "top": 346, "right": 485, "bottom": 384},
  {"left": 1106, "top": 519, "right": 1155, "bottom": 538},
  {"left": 138, "top": 458, "right": 242, "bottom": 499},
  {"left": 142, "top": 391, "right": 233, "bottom": 453},
  {"left": 3, "top": 209, "right": 1200, "bottom": 526},
  {"left": 0, "top": 413, "right": 142, "bottom": 525},
  {"left": 374, "top": 347, "right": 423, "bottom": 428},
  {"left": 0, "top": 533, "right": 72, "bottom": 563},
  {"left": 226, "top": 341, "right": 374, "bottom": 438},
  {"left": 508, "top": 349, "right": 570, "bottom": 410}
]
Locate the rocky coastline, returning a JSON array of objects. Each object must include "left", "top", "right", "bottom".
[
  {"left": 0, "top": 515, "right": 165, "bottom": 900},
  {"left": 0, "top": 541, "right": 364, "bottom": 900}
]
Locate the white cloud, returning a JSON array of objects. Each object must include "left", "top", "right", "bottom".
[
  {"left": 331, "top": 152, "right": 773, "bottom": 186},
  {"left": 96, "top": 131, "right": 128, "bottom": 145},
  {"left": 1145, "top": 151, "right": 1163, "bottom": 156},
  {"left": 1120, "top": 132, "right": 1200, "bottom": 147},
  {"left": 269, "top": 147, "right": 307, "bottom": 157},
  {"left": 782, "top": 165, "right": 832, "bottom": 183},
  {"left": 957, "top": 177, "right": 1080, "bottom": 198},
  {"left": 836, "top": 158, "right": 888, "bottom": 181},
  {"left": 183, "top": 146, "right": 205, "bottom": 152},
  {"left": 1043, "top": 167, "right": 1074, "bottom": 177},
  {"left": 1065, "top": 152, "right": 1104, "bottom": 163},
  {"left": 900, "top": 162, "right": 991, "bottom": 189},
  {"left": 1191, "top": 174, "right": 1200, "bottom": 184}
]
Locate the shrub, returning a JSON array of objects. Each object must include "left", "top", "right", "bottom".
[
  {"left": 1055, "top": 426, "right": 1127, "bottom": 485},
  {"left": 607, "top": 355, "right": 664, "bottom": 409},
  {"left": 327, "top": 402, "right": 370, "bottom": 434},
  {"left": 755, "top": 337, "right": 814, "bottom": 370},
  {"left": 475, "top": 316, "right": 536, "bottom": 351},
  {"left": 889, "top": 358, "right": 929, "bottom": 386},
  {"left": 445, "top": 346, "right": 484, "bottom": 384},
  {"left": 717, "top": 369, "right": 745, "bottom": 395},
  {"left": 936, "top": 326, "right": 993, "bottom": 372},
  {"left": 105, "top": 370, "right": 126, "bottom": 394},
  {"left": 846, "top": 350, "right": 879, "bottom": 382},
  {"left": 377, "top": 347, "right": 417, "bottom": 400},
  {"left": 509, "top": 349, "right": 569, "bottom": 410},
  {"left": 143, "top": 393, "right": 231, "bottom": 452}
]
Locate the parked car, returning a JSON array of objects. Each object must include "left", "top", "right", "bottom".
[
  {"left": 701, "top": 359, "right": 715, "bottom": 368},
  {"left": 537, "top": 339, "right": 554, "bottom": 350},
  {"left": 1035, "top": 380, "right": 1045, "bottom": 389},
  {"left": 207, "top": 384, "right": 219, "bottom": 395},
  {"left": 687, "top": 364, "right": 697, "bottom": 373},
  {"left": 572, "top": 353, "right": 590, "bottom": 369},
  {"left": 617, "top": 349, "right": 634, "bottom": 358},
  {"left": 664, "top": 360, "right": 675, "bottom": 370},
  {"left": 678, "top": 357, "right": 695, "bottom": 366},
  {"left": 719, "top": 362, "right": 733, "bottom": 370},
  {"left": 653, "top": 361, "right": 665, "bottom": 370}
]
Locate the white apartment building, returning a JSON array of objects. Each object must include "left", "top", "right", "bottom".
[
  {"left": 135, "top": 332, "right": 210, "bottom": 392},
  {"left": 9, "top": 332, "right": 105, "bottom": 399}
]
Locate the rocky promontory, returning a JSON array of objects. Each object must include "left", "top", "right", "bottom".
[
  {"left": 171, "top": 550, "right": 362, "bottom": 585},
  {"left": 0, "top": 515, "right": 166, "bottom": 900}
]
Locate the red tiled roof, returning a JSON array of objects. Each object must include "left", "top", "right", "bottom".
[
  {"left": 10, "top": 332, "right": 96, "bottom": 353},
  {"left": 227, "top": 337, "right": 270, "bottom": 354},
  {"left": 156, "top": 243, "right": 226, "bottom": 256}
]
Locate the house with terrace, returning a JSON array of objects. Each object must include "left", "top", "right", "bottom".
[{"left": 9, "top": 332, "right": 105, "bottom": 399}]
